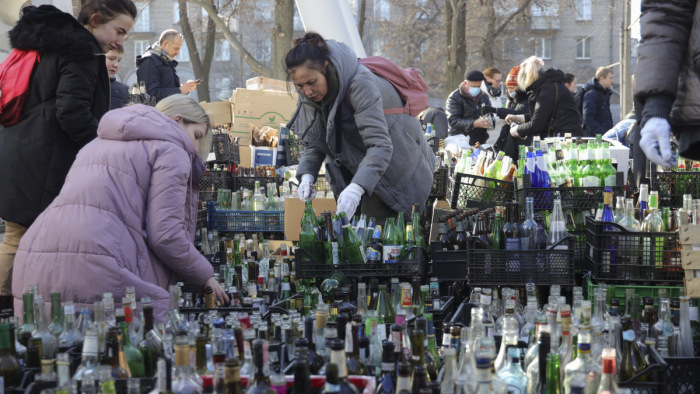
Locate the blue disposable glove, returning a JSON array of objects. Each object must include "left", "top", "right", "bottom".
[
  {"left": 640, "top": 117, "right": 677, "bottom": 169},
  {"left": 297, "top": 174, "right": 317, "bottom": 202},
  {"left": 336, "top": 183, "right": 365, "bottom": 219}
]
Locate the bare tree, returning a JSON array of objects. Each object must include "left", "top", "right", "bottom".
[
  {"left": 445, "top": 0, "right": 467, "bottom": 96},
  {"left": 178, "top": 0, "right": 216, "bottom": 102},
  {"left": 358, "top": 0, "right": 368, "bottom": 40},
  {"left": 272, "top": 0, "right": 294, "bottom": 78}
]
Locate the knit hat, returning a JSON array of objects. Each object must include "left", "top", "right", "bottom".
[
  {"left": 505, "top": 66, "right": 520, "bottom": 87},
  {"left": 464, "top": 70, "right": 485, "bottom": 82}
]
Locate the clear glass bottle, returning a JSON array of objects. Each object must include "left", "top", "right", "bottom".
[
  {"left": 439, "top": 347, "right": 457, "bottom": 394},
  {"left": 48, "top": 292, "right": 63, "bottom": 337},
  {"left": 74, "top": 326, "right": 100, "bottom": 381},
  {"left": 495, "top": 299, "right": 519, "bottom": 372},
  {"left": 641, "top": 191, "right": 665, "bottom": 269},
  {"left": 548, "top": 197, "right": 569, "bottom": 247},
  {"left": 497, "top": 347, "right": 528, "bottom": 394},
  {"left": 31, "top": 294, "right": 58, "bottom": 357},
  {"left": 652, "top": 298, "right": 673, "bottom": 340},
  {"left": 564, "top": 331, "right": 600, "bottom": 394},
  {"left": 472, "top": 354, "right": 507, "bottom": 393},
  {"left": 595, "top": 348, "right": 619, "bottom": 393},
  {"left": 58, "top": 301, "right": 84, "bottom": 348},
  {"left": 526, "top": 326, "right": 550, "bottom": 393},
  {"left": 172, "top": 334, "right": 202, "bottom": 393}
]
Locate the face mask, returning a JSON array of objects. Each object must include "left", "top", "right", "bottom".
[
  {"left": 489, "top": 86, "right": 501, "bottom": 97},
  {"left": 468, "top": 87, "right": 481, "bottom": 97},
  {"left": 509, "top": 91, "right": 517, "bottom": 98}
]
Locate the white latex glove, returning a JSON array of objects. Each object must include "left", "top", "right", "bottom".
[
  {"left": 336, "top": 183, "right": 365, "bottom": 219},
  {"left": 640, "top": 117, "right": 677, "bottom": 169},
  {"left": 505, "top": 114, "right": 525, "bottom": 125},
  {"left": 510, "top": 123, "right": 521, "bottom": 138},
  {"left": 204, "top": 277, "right": 230, "bottom": 306},
  {"left": 297, "top": 174, "right": 317, "bottom": 202}
]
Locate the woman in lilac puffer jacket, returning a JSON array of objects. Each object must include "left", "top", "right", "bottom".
[{"left": 12, "top": 95, "right": 228, "bottom": 322}]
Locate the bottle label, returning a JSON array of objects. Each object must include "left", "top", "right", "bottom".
[
  {"left": 383, "top": 245, "right": 402, "bottom": 263},
  {"left": 690, "top": 306, "right": 699, "bottom": 321},
  {"left": 604, "top": 175, "right": 617, "bottom": 187},
  {"left": 381, "top": 362, "right": 394, "bottom": 372},
  {"left": 331, "top": 242, "right": 339, "bottom": 266},
  {"left": 506, "top": 237, "right": 520, "bottom": 251},
  {"left": 583, "top": 176, "right": 600, "bottom": 187},
  {"left": 520, "top": 236, "right": 530, "bottom": 250}
]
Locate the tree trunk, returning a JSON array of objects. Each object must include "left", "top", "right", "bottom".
[
  {"left": 188, "top": 0, "right": 273, "bottom": 77},
  {"left": 272, "top": 0, "right": 295, "bottom": 79},
  {"left": 481, "top": 0, "right": 495, "bottom": 67},
  {"left": 178, "top": 0, "right": 214, "bottom": 102},
  {"left": 446, "top": 0, "right": 466, "bottom": 91},
  {"left": 358, "top": 0, "right": 367, "bottom": 40}
]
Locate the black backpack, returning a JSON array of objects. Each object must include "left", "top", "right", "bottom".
[{"left": 574, "top": 86, "right": 588, "bottom": 116}]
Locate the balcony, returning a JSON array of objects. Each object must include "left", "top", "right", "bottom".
[{"left": 531, "top": 15, "right": 560, "bottom": 30}]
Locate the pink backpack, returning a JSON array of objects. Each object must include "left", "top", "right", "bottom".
[{"left": 345, "top": 56, "right": 429, "bottom": 116}]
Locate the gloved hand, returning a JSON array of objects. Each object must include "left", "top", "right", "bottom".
[
  {"left": 505, "top": 114, "right": 525, "bottom": 125},
  {"left": 297, "top": 174, "right": 317, "bottom": 202},
  {"left": 336, "top": 183, "right": 365, "bottom": 219},
  {"left": 640, "top": 117, "right": 677, "bottom": 168},
  {"left": 481, "top": 106, "right": 497, "bottom": 116},
  {"left": 510, "top": 123, "right": 521, "bottom": 138}
]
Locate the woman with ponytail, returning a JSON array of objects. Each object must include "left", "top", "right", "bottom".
[
  {"left": 506, "top": 56, "right": 583, "bottom": 141},
  {"left": 284, "top": 32, "right": 435, "bottom": 223}
]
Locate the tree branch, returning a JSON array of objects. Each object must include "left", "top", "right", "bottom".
[{"left": 493, "top": 0, "right": 532, "bottom": 38}]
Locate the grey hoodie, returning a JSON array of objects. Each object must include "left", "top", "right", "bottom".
[{"left": 292, "top": 40, "right": 436, "bottom": 215}]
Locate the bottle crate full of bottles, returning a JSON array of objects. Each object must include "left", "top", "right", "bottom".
[
  {"left": 516, "top": 173, "right": 626, "bottom": 212},
  {"left": 207, "top": 201, "right": 284, "bottom": 233},
  {"left": 294, "top": 247, "right": 428, "bottom": 279},
  {"left": 585, "top": 216, "right": 685, "bottom": 284},
  {"left": 210, "top": 131, "right": 240, "bottom": 164},
  {"left": 446, "top": 172, "right": 515, "bottom": 210},
  {"left": 199, "top": 168, "right": 233, "bottom": 203},
  {"left": 651, "top": 159, "right": 700, "bottom": 208}
]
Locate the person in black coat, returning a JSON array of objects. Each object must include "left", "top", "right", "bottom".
[
  {"left": 136, "top": 30, "right": 197, "bottom": 103},
  {"left": 446, "top": 70, "right": 494, "bottom": 145},
  {"left": 419, "top": 106, "right": 448, "bottom": 140},
  {"left": 0, "top": 1, "right": 136, "bottom": 304},
  {"left": 582, "top": 67, "right": 614, "bottom": 137},
  {"left": 106, "top": 47, "right": 129, "bottom": 109},
  {"left": 507, "top": 57, "right": 584, "bottom": 141}
]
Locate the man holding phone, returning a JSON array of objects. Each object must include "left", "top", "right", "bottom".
[{"left": 136, "top": 29, "right": 198, "bottom": 102}]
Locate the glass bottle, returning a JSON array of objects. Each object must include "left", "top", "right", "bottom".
[
  {"left": 563, "top": 331, "right": 600, "bottom": 394},
  {"left": 679, "top": 296, "right": 695, "bottom": 357},
  {"left": 641, "top": 191, "right": 666, "bottom": 271},
  {"left": 410, "top": 329, "right": 431, "bottom": 383},
  {"left": 300, "top": 201, "right": 323, "bottom": 264},
  {"left": 495, "top": 299, "right": 519, "bottom": 372},
  {"left": 101, "top": 327, "right": 129, "bottom": 379},
  {"left": 403, "top": 224, "right": 417, "bottom": 260},
  {"left": 652, "top": 298, "right": 673, "bottom": 339},
  {"left": 329, "top": 339, "right": 360, "bottom": 393},
  {"left": 31, "top": 294, "right": 58, "bottom": 357},
  {"left": 382, "top": 218, "right": 401, "bottom": 264},
  {"left": 521, "top": 197, "right": 538, "bottom": 250},
  {"left": 582, "top": 142, "right": 600, "bottom": 187},
  {"left": 595, "top": 348, "right": 618, "bottom": 393},
  {"left": 375, "top": 341, "right": 396, "bottom": 394},
  {"left": 526, "top": 326, "right": 550, "bottom": 393},
  {"left": 424, "top": 313, "right": 442, "bottom": 372},
  {"left": 439, "top": 347, "right": 457, "bottom": 394},
  {"left": 172, "top": 334, "right": 202, "bottom": 394},
  {"left": 411, "top": 278, "right": 424, "bottom": 317},
  {"left": 376, "top": 284, "right": 395, "bottom": 325},
  {"left": 138, "top": 297, "right": 158, "bottom": 378},
  {"left": 340, "top": 212, "right": 364, "bottom": 264},
  {"left": 601, "top": 143, "right": 617, "bottom": 187},
  {"left": 490, "top": 211, "right": 504, "bottom": 249},
  {"left": 394, "top": 361, "right": 412, "bottom": 393},
  {"left": 48, "top": 292, "right": 63, "bottom": 337},
  {"left": 0, "top": 323, "right": 20, "bottom": 388},
  {"left": 412, "top": 365, "right": 429, "bottom": 393},
  {"left": 546, "top": 353, "right": 562, "bottom": 394},
  {"left": 619, "top": 317, "right": 648, "bottom": 383},
  {"left": 58, "top": 301, "right": 83, "bottom": 348},
  {"left": 345, "top": 323, "right": 367, "bottom": 375},
  {"left": 472, "top": 354, "right": 507, "bottom": 393},
  {"left": 120, "top": 322, "right": 145, "bottom": 377},
  {"left": 74, "top": 326, "right": 100, "bottom": 381},
  {"left": 497, "top": 347, "right": 528, "bottom": 394},
  {"left": 637, "top": 184, "right": 649, "bottom": 221},
  {"left": 548, "top": 197, "right": 569, "bottom": 248}
]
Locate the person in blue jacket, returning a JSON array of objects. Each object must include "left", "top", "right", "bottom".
[
  {"left": 136, "top": 30, "right": 197, "bottom": 102},
  {"left": 582, "top": 67, "right": 614, "bottom": 137}
]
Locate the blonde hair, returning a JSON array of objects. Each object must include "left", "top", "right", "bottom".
[
  {"left": 518, "top": 56, "right": 544, "bottom": 91},
  {"left": 595, "top": 67, "right": 613, "bottom": 80},
  {"left": 155, "top": 94, "right": 210, "bottom": 129}
]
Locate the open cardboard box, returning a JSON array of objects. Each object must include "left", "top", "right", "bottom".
[{"left": 230, "top": 88, "right": 298, "bottom": 145}]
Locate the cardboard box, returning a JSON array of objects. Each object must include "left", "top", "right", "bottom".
[
  {"left": 246, "top": 76, "right": 294, "bottom": 92},
  {"left": 429, "top": 199, "right": 452, "bottom": 241},
  {"left": 685, "top": 275, "right": 700, "bottom": 298},
  {"left": 200, "top": 101, "right": 233, "bottom": 125},
  {"left": 284, "top": 197, "right": 337, "bottom": 241},
  {"left": 230, "top": 89, "right": 298, "bottom": 145}
]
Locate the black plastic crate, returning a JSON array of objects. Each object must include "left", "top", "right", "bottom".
[
  {"left": 211, "top": 133, "right": 240, "bottom": 163},
  {"left": 663, "top": 342, "right": 700, "bottom": 394},
  {"left": 430, "top": 241, "right": 468, "bottom": 281},
  {"left": 428, "top": 296, "right": 455, "bottom": 347},
  {"left": 585, "top": 216, "right": 684, "bottom": 283},
  {"left": 199, "top": 170, "right": 232, "bottom": 202},
  {"left": 294, "top": 247, "right": 428, "bottom": 279},
  {"left": 446, "top": 172, "right": 515, "bottom": 210},
  {"left": 285, "top": 138, "right": 304, "bottom": 166},
  {"left": 619, "top": 345, "right": 668, "bottom": 394},
  {"left": 516, "top": 173, "right": 626, "bottom": 211},
  {"left": 571, "top": 229, "right": 588, "bottom": 274},
  {"left": 651, "top": 166, "right": 700, "bottom": 208},
  {"left": 207, "top": 201, "right": 284, "bottom": 233},
  {"left": 233, "top": 176, "right": 284, "bottom": 195},
  {"left": 429, "top": 168, "right": 448, "bottom": 198},
  {"left": 466, "top": 236, "right": 575, "bottom": 286}
]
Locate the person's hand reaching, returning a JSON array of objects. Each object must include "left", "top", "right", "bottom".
[
  {"left": 640, "top": 117, "right": 677, "bottom": 169},
  {"left": 336, "top": 183, "right": 364, "bottom": 219},
  {"left": 297, "top": 174, "right": 317, "bottom": 202},
  {"left": 204, "top": 277, "right": 229, "bottom": 306}
]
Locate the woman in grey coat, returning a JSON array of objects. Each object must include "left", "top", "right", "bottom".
[{"left": 285, "top": 33, "right": 435, "bottom": 223}]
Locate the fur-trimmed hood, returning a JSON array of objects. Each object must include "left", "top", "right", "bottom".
[{"left": 9, "top": 5, "right": 102, "bottom": 62}]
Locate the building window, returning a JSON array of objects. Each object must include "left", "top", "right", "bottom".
[
  {"left": 173, "top": 3, "right": 180, "bottom": 24},
  {"left": 576, "top": 37, "right": 591, "bottom": 59},
  {"left": 176, "top": 40, "right": 190, "bottom": 62},
  {"left": 133, "top": 1, "right": 150, "bottom": 32},
  {"left": 531, "top": 0, "right": 558, "bottom": 16},
  {"left": 134, "top": 40, "right": 149, "bottom": 57},
  {"left": 375, "top": 0, "right": 389, "bottom": 20},
  {"left": 535, "top": 37, "right": 552, "bottom": 59},
  {"left": 215, "top": 39, "right": 230, "bottom": 61},
  {"left": 255, "top": 41, "right": 271, "bottom": 64},
  {"left": 576, "top": 0, "right": 592, "bottom": 21}
]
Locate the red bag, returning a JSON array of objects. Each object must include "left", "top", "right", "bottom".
[
  {"left": 347, "top": 56, "right": 429, "bottom": 116},
  {"left": 0, "top": 49, "right": 40, "bottom": 127}
]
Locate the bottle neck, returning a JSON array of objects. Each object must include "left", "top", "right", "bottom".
[{"left": 330, "top": 349, "right": 348, "bottom": 379}]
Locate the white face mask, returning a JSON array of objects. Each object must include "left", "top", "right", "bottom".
[
  {"left": 468, "top": 87, "right": 481, "bottom": 97},
  {"left": 509, "top": 91, "right": 517, "bottom": 98}
]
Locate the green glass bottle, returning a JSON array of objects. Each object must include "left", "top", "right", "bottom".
[
  {"left": 410, "top": 329, "right": 432, "bottom": 382},
  {"left": 119, "top": 322, "right": 144, "bottom": 377},
  {"left": 546, "top": 352, "right": 562, "bottom": 394},
  {"left": 340, "top": 212, "right": 364, "bottom": 264},
  {"left": 403, "top": 224, "right": 417, "bottom": 260},
  {"left": 396, "top": 212, "right": 406, "bottom": 250},
  {"left": 137, "top": 298, "right": 157, "bottom": 378},
  {"left": 491, "top": 210, "right": 504, "bottom": 249},
  {"left": 376, "top": 284, "right": 395, "bottom": 324},
  {"left": 300, "top": 201, "right": 322, "bottom": 264},
  {"left": 18, "top": 293, "right": 35, "bottom": 346},
  {"left": 0, "top": 323, "right": 21, "bottom": 388},
  {"left": 574, "top": 141, "right": 587, "bottom": 187},
  {"left": 601, "top": 143, "right": 617, "bottom": 187},
  {"left": 582, "top": 142, "right": 600, "bottom": 187},
  {"left": 424, "top": 314, "right": 442, "bottom": 371},
  {"left": 382, "top": 218, "right": 401, "bottom": 264},
  {"left": 412, "top": 208, "right": 426, "bottom": 250},
  {"left": 48, "top": 293, "right": 63, "bottom": 337}
]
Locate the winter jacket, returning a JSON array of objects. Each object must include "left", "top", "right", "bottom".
[
  {"left": 446, "top": 83, "right": 493, "bottom": 145},
  {"left": 110, "top": 78, "right": 129, "bottom": 110},
  {"left": 12, "top": 105, "right": 213, "bottom": 323},
  {"left": 496, "top": 90, "right": 530, "bottom": 161},
  {"left": 136, "top": 44, "right": 181, "bottom": 103},
  {"left": 582, "top": 77, "right": 614, "bottom": 137},
  {"left": 635, "top": 0, "right": 700, "bottom": 160},
  {"left": 0, "top": 5, "right": 110, "bottom": 228},
  {"left": 517, "top": 68, "right": 584, "bottom": 139},
  {"left": 291, "top": 40, "right": 436, "bottom": 216},
  {"left": 481, "top": 81, "right": 505, "bottom": 132}
]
